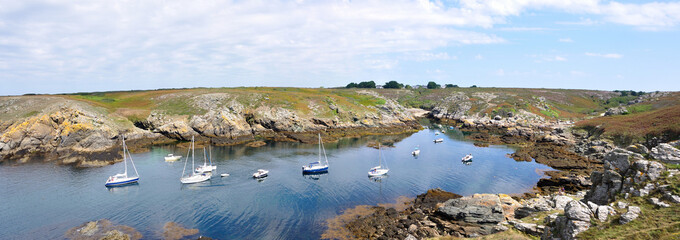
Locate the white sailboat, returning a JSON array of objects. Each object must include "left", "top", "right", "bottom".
[
  {"left": 105, "top": 136, "right": 139, "bottom": 187},
  {"left": 180, "top": 136, "right": 211, "bottom": 184},
  {"left": 195, "top": 146, "right": 216, "bottom": 173},
  {"left": 434, "top": 138, "right": 444, "bottom": 143},
  {"left": 368, "top": 143, "right": 389, "bottom": 176},
  {"left": 302, "top": 133, "right": 329, "bottom": 174},
  {"left": 462, "top": 154, "right": 473, "bottom": 162}
]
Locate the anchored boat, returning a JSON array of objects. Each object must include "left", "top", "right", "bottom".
[
  {"left": 164, "top": 154, "right": 182, "bottom": 162},
  {"left": 105, "top": 136, "right": 139, "bottom": 187},
  {"left": 302, "top": 133, "right": 329, "bottom": 174},
  {"left": 180, "top": 136, "right": 211, "bottom": 184},
  {"left": 368, "top": 143, "right": 389, "bottom": 176}
]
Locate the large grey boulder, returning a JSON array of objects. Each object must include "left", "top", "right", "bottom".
[
  {"left": 649, "top": 198, "right": 670, "bottom": 208},
  {"left": 564, "top": 201, "right": 593, "bottom": 222},
  {"left": 585, "top": 170, "right": 622, "bottom": 205},
  {"left": 437, "top": 194, "right": 505, "bottom": 224},
  {"left": 626, "top": 143, "right": 650, "bottom": 155},
  {"left": 663, "top": 193, "right": 680, "bottom": 204},
  {"left": 553, "top": 195, "right": 572, "bottom": 211},
  {"left": 604, "top": 107, "right": 628, "bottom": 116},
  {"left": 651, "top": 143, "right": 680, "bottom": 164},
  {"left": 510, "top": 221, "right": 544, "bottom": 236},
  {"left": 619, "top": 206, "right": 641, "bottom": 224},
  {"left": 604, "top": 148, "right": 638, "bottom": 174},
  {"left": 596, "top": 205, "right": 616, "bottom": 222},
  {"left": 632, "top": 160, "right": 666, "bottom": 183}
]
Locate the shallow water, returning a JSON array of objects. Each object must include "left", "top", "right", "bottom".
[{"left": 0, "top": 128, "right": 552, "bottom": 239}]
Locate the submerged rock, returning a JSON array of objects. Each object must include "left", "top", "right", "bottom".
[
  {"left": 65, "top": 219, "right": 142, "bottom": 240},
  {"left": 163, "top": 222, "right": 199, "bottom": 240}
]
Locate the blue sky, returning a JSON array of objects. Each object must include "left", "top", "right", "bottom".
[{"left": 1, "top": 0, "right": 679, "bottom": 95}]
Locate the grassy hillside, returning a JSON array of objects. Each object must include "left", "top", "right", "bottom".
[
  {"left": 378, "top": 87, "right": 615, "bottom": 120},
  {"left": 576, "top": 92, "right": 680, "bottom": 145},
  {"left": 55, "top": 87, "right": 389, "bottom": 122}
]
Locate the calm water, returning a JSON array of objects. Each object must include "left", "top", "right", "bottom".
[{"left": 0, "top": 128, "right": 552, "bottom": 239}]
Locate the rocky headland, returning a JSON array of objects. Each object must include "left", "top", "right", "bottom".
[{"left": 0, "top": 90, "right": 420, "bottom": 166}]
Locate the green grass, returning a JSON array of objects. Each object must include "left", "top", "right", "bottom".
[
  {"left": 576, "top": 104, "right": 680, "bottom": 143},
  {"left": 628, "top": 104, "right": 653, "bottom": 114}
]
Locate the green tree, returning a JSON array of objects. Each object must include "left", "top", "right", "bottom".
[
  {"left": 405, "top": 85, "right": 412, "bottom": 89},
  {"left": 383, "top": 80, "right": 404, "bottom": 89},
  {"left": 470, "top": 85, "right": 477, "bottom": 88},
  {"left": 357, "top": 81, "right": 376, "bottom": 88},
  {"left": 445, "top": 84, "right": 459, "bottom": 88},
  {"left": 346, "top": 82, "right": 358, "bottom": 88},
  {"left": 427, "top": 81, "right": 441, "bottom": 89}
]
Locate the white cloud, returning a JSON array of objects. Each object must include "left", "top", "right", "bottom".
[
  {"left": 529, "top": 54, "right": 567, "bottom": 63},
  {"left": 496, "top": 69, "right": 505, "bottom": 76},
  {"left": 475, "top": 54, "right": 484, "bottom": 60},
  {"left": 554, "top": 56, "right": 567, "bottom": 61},
  {"left": 585, "top": 52, "right": 623, "bottom": 58},
  {"left": 498, "top": 27, "right": 550, "bottom": 31},
  {"left": 559, "top": 38, "right": 573, "bottom": 42},
  {"left": 556, "top": 18, "right": 599, "bottom": 26}
]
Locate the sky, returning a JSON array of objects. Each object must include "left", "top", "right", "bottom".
[{"left": 1, "top": 0, "right": 680, "bottom": 95}]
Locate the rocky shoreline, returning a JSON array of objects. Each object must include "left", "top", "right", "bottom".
[
  {"left": 0, "top": 95, "right": 420, "bottom": 166},
  {"left": 325, "top": 115, "right": 680, "bottom": 239}
]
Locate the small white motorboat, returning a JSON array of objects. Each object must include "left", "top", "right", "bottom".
[
  {"left": 462, "top": 154, "right": 473, "bottom": 162},
  {"left": 441, "top": 130, "right": 446, "bottom": 133},
  {"left": 253, "top": 169, "right": 269, "bottom": 178},
  {"left": 220, "top": 173, "right": 230, "bottom": 177},
  {"left": 433, "top": 138, "right": 444, "bottom": 143},
  {"left": 411, "top": 146, "right": 420, "bottom": 156},
  {"left": 435, "top": 132, "right": 440, "bottom": 135},
  {"left": 164, "top": 154, "right": 182, "bottom": 162}
]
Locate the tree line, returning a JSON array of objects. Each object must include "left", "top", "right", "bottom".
[{"left": 346, "top": 81, "right": 476, "bottom": 89}]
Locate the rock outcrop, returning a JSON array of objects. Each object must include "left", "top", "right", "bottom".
[
  {"left": 1, "top": 91, "right": 420, "bottom": 166},
  {"left": 651, "top": 143, "right": 680, "bottom": 164}
]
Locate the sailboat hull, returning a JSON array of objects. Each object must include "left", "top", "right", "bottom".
[
  {"left": 105, "top": 177, "right": 139, "bottom": 187},
  {"left": 180, "top": 174, "right": 211, "bottom": 184},
  {"left": 302, "top": 165, "right": 328, "bottom": 174}
]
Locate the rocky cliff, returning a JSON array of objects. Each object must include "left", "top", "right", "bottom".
[{"left": 0, "top": 89, "right": 419, "bottom": 166}]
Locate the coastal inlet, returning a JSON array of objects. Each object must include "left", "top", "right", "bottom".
[{"left": 0, "top": 128, "right": 553, "bottom": 239}]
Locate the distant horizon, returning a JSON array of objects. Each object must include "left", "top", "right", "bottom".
[
  {"left": 2, "top": 0, "right": 679, "bottom": 95},
  {"left": 3, "top": 84, "right": 665, "bottom": 97}
]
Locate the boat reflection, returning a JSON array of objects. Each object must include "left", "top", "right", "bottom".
[
  {"left": 302, "top": 171, "right": 328, "bottom": 180},
  {"left": 368, "top": 175, "right": 388, "bottom": 183},
  {"left": 106, "top": 182, "right": 139, "bottom": 193}
]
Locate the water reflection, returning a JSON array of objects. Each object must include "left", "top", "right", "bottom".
[{"left": 0, "top": 128, "right": 554, "bottom": 240}]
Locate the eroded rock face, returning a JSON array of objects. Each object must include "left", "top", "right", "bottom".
[
  {"left": 437, "top": 194, "right": 505, "bottom": 224},
  {"left": 0, "top": 107, "right": 120, "bottom": 166},
  {"left": 651, "top": 143, "right": 680, "bottom": 164}
]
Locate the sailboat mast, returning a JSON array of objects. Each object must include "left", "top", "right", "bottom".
[
  {"left": 191, "top": 136, "right": 195, "bottom": 171},
  {"left": 378, "top": 143, "right": 382, "bottom": 167},
  {"left": 318, "top": 133, "right": 321, "bottom": 163},
  {"left": 123, "top": 136, "right": 128, "bottom": 176},
  {"left": 320, "top": 134, "right": 328, "bottom": 165}
]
